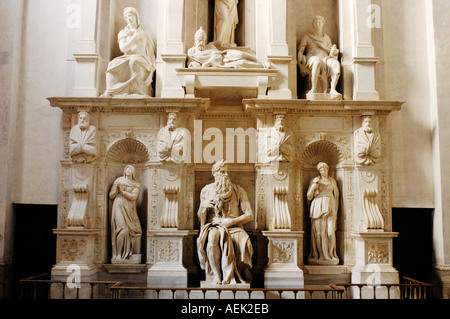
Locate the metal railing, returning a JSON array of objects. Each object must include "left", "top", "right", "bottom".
[
  {"left": 109, "top": 283, "right": 345, "bottom": 300},
  {"left": 334, "top": 277, "right": 433, "bottom": 299},
  {"left": 19, "top": 273, "right": 118, "bottom": 299},
  {"left": 19, "top": 274, "right": 432, "bottom": 300}
]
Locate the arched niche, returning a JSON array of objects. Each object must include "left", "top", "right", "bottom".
[
  {"left": 105, "top": 137, "right": 151, "bottom": 265},
  {"left": 300, "top": 139, "right": 347, "bottom": 265}
]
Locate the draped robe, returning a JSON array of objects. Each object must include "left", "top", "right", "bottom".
[
  {"left": 354, "top": 128, "right": 381, "bottom": 166},
  {"left": 157, "top": 126, "right": 187, "bottom": 163},
  {"left": 307, "top": 176, "right": 339, "bottom": 263},
  {"left": 214, "top": 0, "right": 239, "bottom": 47},
  {"left": 197, "top": 183, "right": 253, "bottom": 284},
  {"left": 266, "top": 127, "right": 294, "bottom": 162},
  {"left": 104, "top": 25, "right": 156, "bottom": 96},
  {"left": 109, "top": 177, "right": 142, "bottom": 260},
  {"left": 69, "top": 125, "right": 97, "bottom": 163}
]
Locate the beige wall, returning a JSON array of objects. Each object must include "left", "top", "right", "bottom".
[
  {"left": 12, "top": 0, "right": 68, "bottom": 204},
  {"left": 382, "top": 0, "right": 434, "bottom": 208}
]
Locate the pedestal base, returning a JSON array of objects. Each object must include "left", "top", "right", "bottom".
[
  {"left": 351, "top": 231, "right": 400, "bottom": 299},
  {"left": 262, "top": 231, "right": 304, "bottom": 291},
  {"left": 306, "top": 92, "right": 343, "bottom": 101},
  {"left": 111, "top": 254, "right": 141, "bottom": 264},
  {"left": 147, "top": 229, "right": 197, "bottom": 288}
]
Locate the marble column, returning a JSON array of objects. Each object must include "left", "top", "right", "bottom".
[
  {"left": 260, "top": 0, "right": 293, "bottom": 99},
  {"left": 72, "top": 0, "right": 102, "bottom": 97},
  {"left": 157, "top": 0, "right": 187, "bottom": 98},
  {"left": 339, "top": 0, "right": 379, "bottom": 100},
  {"left": 147, "top": 162, "right": 197, "bottom": 287}
]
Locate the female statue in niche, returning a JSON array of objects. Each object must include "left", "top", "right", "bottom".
[
  {"left": 101, "top": 7, "right": 156, "bottom": 97},
  {"left": 306, "top": 162, "right": 339, "bottom": 265},
  {"left": 109, "top": 165, "right": 142, "bottom": 263},
  {"left": 214, "top": 0, "right": 239, "bottom": 47}
]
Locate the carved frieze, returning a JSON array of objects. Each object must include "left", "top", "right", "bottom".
[
  {"left": 158, "top": 240, "right": 180, "bottom": 263},
  {"left": 367, "top": 243, "right": 389, "bottom": 264},
  {"left": 273, "top": 241, "right": 295, "bottom": 264}
]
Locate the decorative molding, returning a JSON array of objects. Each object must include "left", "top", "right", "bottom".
[
  {"left": 272, "top": 186, "right": 291, "bottom": 230},
  {"left": 66, "top": 184, "right": 89, "bottom": 228},
  {"left": 362, "top": 189, "right": 384, "bottom": 230},
  {"left": 367, "top": 243, "right": 389, "bottom": 264},
  {"left": 273, "top": 241, "right": 295, "bottom": 263},
  {"left": 160, "top": 186, "right": 180, "bottom": 228},
  {"left": 157, "top": 240, "right": 180, "bottom": 263}
]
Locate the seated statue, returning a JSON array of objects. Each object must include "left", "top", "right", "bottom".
[
  {"left": 298, "top": 16, "right": 341, "bottom": 99},
  {"left": 101, "top": 7, "right": 156, "bottom": 97},
  {"left": 187, "top": 27, "right": 270, "bottom": 69},
  {"left": 354, "top": 116, "right": 381, "bottom": 166},
  {"left": 197, "top": 160, "right": 254, "bottom": 285},
  {"left": 266, "top": 114, "right": 294, "bottom": 163},
  {"left": 69, "top": 110, "right": 97, "bottom": 163},
  {"left": 157, "top": 112, "right": 188, "bottom": 163}
]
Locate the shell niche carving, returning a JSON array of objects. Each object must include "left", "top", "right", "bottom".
[
  {"left": 301, "top": 140, "right": 344, "bottom": 167},
  {"left": 106, "top": 138, "right": 150, "bottom": 164}
]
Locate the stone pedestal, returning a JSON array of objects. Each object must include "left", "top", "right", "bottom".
[
  {"left": 51, "top": 228, "right": 100, "bottom": 299},
  {"left": 306, "top": 92, "right": 343, "bottom": 101},
  {"left": 262, "top": 230, "right": 304, "bottom": 289},
  {"left": 351, "top": 231, "right": 399, "bottom": 299},
  {"left": 147, "top": 229, "right": 197, "bottom": 287}
]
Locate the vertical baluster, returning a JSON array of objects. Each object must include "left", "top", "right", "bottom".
[
  {"left": 90, "top": 283, "right": 94, "bottom": 299},
  {"left": 33, "top": 282, "right": 37, "bottom": 299},
  {"left": 76, "top": 286, "right": 80, "bottom": 299},
  {"left": 358, "top": 285, "right": 363, "bottom": 299},
  {"left": 62, "top": 282, "right": 66, "bottom": 299}
]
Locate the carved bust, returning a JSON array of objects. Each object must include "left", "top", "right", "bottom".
[
  {"left": 354, "top": 116, "right": 381, "bottom": 166},
  {"left": 266, "top": 114, "right": 294, "bottom": 163},
  {"left": 157, "top": 112, "right": 188, "bottom": 163},
  {"left": 69, "top": 110, "right": 97, "bottom": 163}
]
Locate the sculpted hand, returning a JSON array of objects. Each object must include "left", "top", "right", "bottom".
[{"left": 219, "top": 218, "right": 235, "bottom": 229}]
